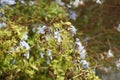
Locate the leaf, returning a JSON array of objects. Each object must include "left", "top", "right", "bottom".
[
  {"left": 25, "top": 69, "right": 35, "bottom": 75},
  {"left": 30, "top": 64, "right": 38, "bottom": 71},
  {"left": 62, "top": 22, "right": 71, "bottom": 26}
]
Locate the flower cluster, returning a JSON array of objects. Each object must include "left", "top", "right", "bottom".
[
  {"left": 39, "top": 49, "right": 53, "bottom": 65},
  {"left": 75, "top": 38, "right": 89, "bottom": 69},
  {"left": 18, "top": 0, "right": 35, "bottom": 6},
  {"left": 0, "top": 8, "right": 6, "bottom": 28},
  {"left": 33, "top": 24, "right": 63, "bottom": 43},
  {"left": 46, "top": 49, "right": 53, "bottom": 64},
  {"left": 20, "top": 32, "right": 30, "bottom": 59},
  {"left": 33, "top": 23, "right": 88, "bottom": 67},
  {"left": 0, "top": 0, "right": 16, "bottom": 7},
  {"left": 55, "top": 0, "right": 79, "bottom": 20},
  {"left": 20, "top": 40, "right": 30, "bottom": 50}
]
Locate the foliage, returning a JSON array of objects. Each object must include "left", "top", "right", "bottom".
[{"left": 0, "top": 0, "right": 100, "bottom": 80}]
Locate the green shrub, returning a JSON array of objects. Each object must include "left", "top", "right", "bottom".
[{"left": 0, "top": 0, "right": 100, "bottom": 80}]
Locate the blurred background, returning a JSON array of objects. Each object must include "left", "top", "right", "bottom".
[{"left": 55, "top": 0, "right": 120, "bottom": 79}]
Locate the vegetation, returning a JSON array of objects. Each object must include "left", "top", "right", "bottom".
[{"left": 0, "top": 0, "right": 100, "bottom": 80}]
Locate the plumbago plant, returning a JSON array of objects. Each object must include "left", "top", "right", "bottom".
[{"left": 0, "top": 0, "right": 100, "bottom": 80}]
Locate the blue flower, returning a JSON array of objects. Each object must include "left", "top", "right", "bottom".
[
  {"left": 20, "top": 40, "right": 30, "bottom": 50},
  {"left": 47, "top": 50, "right": 53, "bottom": 60},
  {"left": 69, "top": 10, "right": 77, "bottom": 20},
  {"left": 22, "top": 32, "right": 28, "bottom": 40},
  {"left": 0, "top": 22, "right": 6, "bottom": 28},
  {"left": 69, "top": 25, "right": 77, "bottom": 36},
  {"left": 47, "top": 50, "right": 52, "bottom": 56},
  {"left": 84, "top": 37, "right": 89, "bottom": 44},
  {"left": 75, "top": 38, "right": 87, "bottom": 59},
  {"left": 37, "top": 25, "right": 47, "bottom": 34},
  {"left": 116, "top": 59, "right": 120, "bottom": 70},
  {"left": 0, "top": 1, "right": 7, "bottom": 7},
  {"left": 96, "top": 0, "right": 102, "bottom": 4},
  {"left": 49, "top": 56, "right": 52, "bottom": 60},
  {"left": 19, "top": 0, "right": 25, "bottom": 5},
  {"left": 54, "top": 30, "right": 61, "bottom": 43},
  {"left": 107, "top": 49, "right": 114, "bottom": 58},
  {"left": 32, "top": 27, "right": 36, "bottom": 32},
  {"left": 0, "top": 0, "right": 16, "bottom": 7},
  {"left": 81, "top": 60, "right": 89, "bottom": 69},
  {"left": 8, "top": 0, "right": 16, "bottom": 5},
  {"left": 75, "top": 38, "right": 83, "bottom": 51},
  {"left": 72, "top": 0, "right": 80, "bottom": 7},
  {"left": 40, "top": 52, "right": 44, "bottom": 58},
  {"left": 29, "top": 1, "right": 35, "bottom": 6},
  {"left": 80, "top": 49, "right": 86, "bottom": 59},
  {"left": 45, "top": 35, "right": 49, "bottom": 41}
]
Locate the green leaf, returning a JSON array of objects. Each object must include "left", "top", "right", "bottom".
[{"left": 30, "top": 64, "right": 38, "bottom": 71}]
